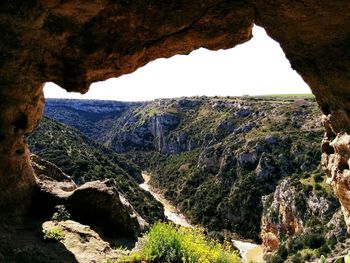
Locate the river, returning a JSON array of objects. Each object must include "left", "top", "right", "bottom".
[{"left": 139, "top": 172, "right": 264, "bottom": 262}]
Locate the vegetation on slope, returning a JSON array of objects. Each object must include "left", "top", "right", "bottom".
[
  {"left": 27, "top": 117, "right": 164, "bottom": 224},
  {"left": 43, "top": 96, "right": 346, "bottom": 257},
  {"left": 132, "top": 96, "right": 323, "bottom": 240},
  {"left": 120, "top": 222, "right": 240, "bottom": 263},
  {"left": 44, "top": 99, "right": 141, "bottom": 142}
]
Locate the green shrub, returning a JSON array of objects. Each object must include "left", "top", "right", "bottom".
[
  {"left": 267, "top": 253, "right": 284, "bottom": 263},
  {"left": 52, "top": 205, "right": 71, "bottom": 222},
  {"left": 120, "top": 222, "right": 240, "bottom": 263},
  {"left": 43, "top": 227, "right": 65, "bottom": 241},
  {"left": 301, "top": 173, "right": 310, "bottom": 179},
  {"left": 314, "top": 173, "right": 323, "bottom": 183},
  {"left": 314, "top": 183, "right": 322, "bottom": 191}
]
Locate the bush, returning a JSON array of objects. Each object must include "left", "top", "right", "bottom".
[
  {"left": 301, "top": 173, "right": 310, "bottom": 179},
  {"left": 120, "top": 222, "right": 240, "bottom": 263},
  {"left": 43, "top": 227, "right": 65, "bottom": 241},
  {"left": 304, "top": 233, "right": 325, "bottom": 249},
  {"left": 314, "top": 173, "right": 323, "bottom": 183},
  {"left": 52, "top": 205, "right": 71, "bottom": 222},
  {"left": 267, "top": 253, "right": 284, "bottom": 263},
  {"left": 314, "top": 183, "right": 322, "bottom": 191}
]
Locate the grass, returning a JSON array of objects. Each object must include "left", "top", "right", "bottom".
[
  {"left": 255, "top": 93, "right": 314, "bottom": 98},
  {"left": 119, "top": 222, "right": 240, "bottom": 263},
  {"left": 300, "top": 174, "right": 333, "bottom": 194},
  {"left": 43, "top": 227, "right": 65, "bottom": 241}
]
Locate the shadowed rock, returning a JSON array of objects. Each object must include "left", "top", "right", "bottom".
[
  {"left": 67, "top": 180, "right": 148, "bottom": 238},
  {"left": 32, "top": 156, "right": 147, "bottom": 238}
]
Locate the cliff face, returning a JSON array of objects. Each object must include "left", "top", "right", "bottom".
[
  {"left": 1, "top": 0, "right": 350, "bottom": 233},
  {"left": 110, "top": 112, "right": 182, "bottom": 153},
  {"left": 261, "top": 179, "right": 304, "bottom": 253},
  {"left": 261, "top": 177, "right": 347, "bottom": 262}
]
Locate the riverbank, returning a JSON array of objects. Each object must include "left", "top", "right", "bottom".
[
  {"left": 139, "top": 172, "right": 192, "bottom": 227},
  {"left": 139, "top": 172, "right": 264, "bottom": 262}
]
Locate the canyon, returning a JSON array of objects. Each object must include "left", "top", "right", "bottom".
[{"left": 33, "top": 96, "right": 348, "bottom": 262}]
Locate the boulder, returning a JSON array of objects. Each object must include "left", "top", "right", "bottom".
[
  {"left": 67, "top": 180, "right": 148, "bottom": 237},
  {"left": 42, "top": 220, "right": 119, "bottom": 263}
]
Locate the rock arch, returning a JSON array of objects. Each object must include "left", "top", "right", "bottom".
[{"left": 1, "top": 0, "right": 350, "bottom": 229}]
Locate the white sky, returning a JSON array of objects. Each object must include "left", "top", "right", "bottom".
[{"left": 44, "top": 25, "right": 311, "bottom": 101}]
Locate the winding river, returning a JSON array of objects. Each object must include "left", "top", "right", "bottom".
[{"left": 139, "top": 172, "right": 264, "bottom": 263}]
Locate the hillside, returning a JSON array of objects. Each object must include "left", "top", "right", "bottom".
[
  {"left": 44, "top": 99, "right": 141, "bottom": 143},
  {"left": 27, "top": 117, "right": 164, "bottom": 224}
]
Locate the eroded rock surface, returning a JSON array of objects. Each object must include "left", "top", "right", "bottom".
[
  {"left": 32, "top": 156, "right": 147, "bottom": 238},
  {"left": 1, "top": 0, "right": 350, "bottom": 234},
  {"left": 32, "top": 154, "right": 77, "bottom": 199},
  {"left": 322, "top": 133, "right": 350, "bottom": 232},
  {"left": 67, "top": 180, "right": 148, "bottom": 237},
  {"left": 261, "top": 177, "right": 346, "bottom": 261},
  {"left": 261, "top": 179, "right": 304, "bottom": 253},
  {"left": 42, "top": 220, "right": 119, "bottom": 263}
]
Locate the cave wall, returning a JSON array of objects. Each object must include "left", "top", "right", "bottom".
[{"left": 1, "top": 0, "right": 350, "bottom": 229}]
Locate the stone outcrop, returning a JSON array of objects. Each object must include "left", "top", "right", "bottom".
[
  {"left": 322, "top": 133, "right": 350, "bottom": 232},
  {"left": 32, "top": 156, "right": 147, "bottom": 238},
  {"left": 261, "top": 177, "right": 341, "bottom": 255},
  {"left": 261, "top": 179, "right": 304, "bottom": 253},
  {"left": 42, "top": 220, "right": 119, "bottom": 263},
  {"left": 67, "top": 180, "right": 148, "bottom": 237},
  {"left": 110, "top": 112, "right": 182, "bottom": 153},
  {"left": 32, "top": 154, "right": 77, "bottom": 199},
  {"left": 32, "top": 154, "right": 78, "bottom": 215},
  {"left": 1, "top": 0, "right": 350, "bottom": 233}
]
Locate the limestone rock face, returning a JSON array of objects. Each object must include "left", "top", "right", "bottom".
[
  {"left": 326, "top": 210, "right": 347, "bottom": 240},
  {"left": 110, "top": 112, "right": 181, "bottom": 153},
  {"left": 32, "top": 155, "right": 72, "bottom": 182},
  {"left": 198, "top": 144, "right": 224, "bottom": 174},
  {"left": 322, "top": 133, "right": 350, "bottom": 232},
  {"left": 261, "top": 179, "right": 304, "bottom": 254},
  {"left": 1, "top": 0, "right": 350, "bottom": 232},
  {"left": 32, "top": 155, "right": 77, "bottom": 215},
  {"left": 261, "top": 178, "right": 339, "bottom": 254}
]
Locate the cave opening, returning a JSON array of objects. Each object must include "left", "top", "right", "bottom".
[
  {"left": 2, "top": 1, "right": 350, "bottom": 261},
  {"left": 28, "top": 24, "right": 341, "bottom": 263}
]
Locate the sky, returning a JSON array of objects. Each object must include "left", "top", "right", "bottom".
[{"left": 44, "top": 26, "right": 311, "bottom": 101}]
